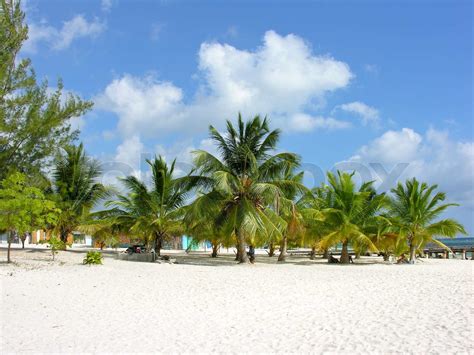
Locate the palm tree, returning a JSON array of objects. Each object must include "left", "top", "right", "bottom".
[
  {"left": 318, "top": 171, "right": 385, "bottom": 264},
  {"left": 275, "top": 171, "right": 307, "bottom": 262},
  {"left": 389, "top": 178, "right": 466, "bottom": 263},
  {"left": 52, "top": 143, "right": 108, "bottom": 243},
  {"left": 107, "top": 156, "right": 194, "bottom": 256},
  {"left": 300, "top": 184, "right": 333, "bottom": 260},
  {"left": 190, "top": 114, "right": 300, "bottom": 263}
]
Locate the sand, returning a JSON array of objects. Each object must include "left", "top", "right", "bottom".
[{"left": 0, "top": 246, "right": 473, "bottom": 354}]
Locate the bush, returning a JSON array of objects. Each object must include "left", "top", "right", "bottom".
[
  {"left": 83, "top": 251, "right": 103, "bottom": 265},
  {"left": 40, "top": 236, "right": 66, "bottom": 261}
]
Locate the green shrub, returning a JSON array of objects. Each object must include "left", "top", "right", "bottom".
[
  {"left": 83, "top": 251, "right": 103, "bottom": 265},
  {"left": 40, "top": 236, "right": 66, "bottom": 261}
]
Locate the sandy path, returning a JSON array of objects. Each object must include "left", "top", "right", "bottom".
[{"left": 0, "top": 248, "right": 473, "bottom": 354}]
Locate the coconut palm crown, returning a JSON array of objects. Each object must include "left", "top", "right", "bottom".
[
  {"left": 317, "top": 171, "right": 386, "bottom": 263},
  {"left": 106, "top": 156, "right": 194, "bottom": 256},
  {"left": 389, "top": 178, "right": 466, "bottom": 263},
  {"left": 52, "top": 143, "right": 109, "bottom": 243},
  {"left": 188, "top": 114, "right": 302, "bottom": 263}
]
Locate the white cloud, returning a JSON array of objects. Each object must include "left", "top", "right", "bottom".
[
  {"left": 197, "top": 30, "right": 353, "bottom": 116},
  {"left": 95, "top": 74, "right": 185, "bottom": 135},
  {"left": 350, "top": 128, "right": 474, "bottom": 207},
  {"left": 96, "top": 30, "right": 353, "bottom": 137},
  {"left": 114, "top": 135, "right": 145, "bottom": 172},
  {"left": 350, "top": 128, "right": 422, "bottom": 165},
  {"left": 289, "top": 113, "right": 351, "bottom": 132},
  {"left": 338, "top": 101, "right": 379, "bottom": 126},
  {"left": 23, "top": 15, "right": 105, "bottom": 53}
]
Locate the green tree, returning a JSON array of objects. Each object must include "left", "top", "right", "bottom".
[
  {"left": 107, "top": 156, "right": 194, "bottom": 257},
  {"left": 389, "top": 178, "right": 466, "bottom": 263},
  {"left": 318, "top": 171, "right": 385, "bottom": 264},
  {"left": 189, "top": 114, "right": 301, "bottom": 263},
  {"left": 52, "top": 144, "right": 108, "bottom": 243},
  {"left": 275, "top": 171, "right": 307, "bottom": 262},
  {"left": 0, "top": 172, "right": 58, "bottom": 262},
  {"left": 0, "top": 0, "right": 93, "bottom": 181}
]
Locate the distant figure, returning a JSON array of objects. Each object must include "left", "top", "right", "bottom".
[
  {"left": 328, "top": 253, "right": 339, "bottom": 264},
  {"left": 348, "top": 255, "right": 354, "bottom": 264},
  {"left": 247, "top": 245, "right": 255, "bottom": 263},
  {"left": 397, "top": 254, "right": 409, "bottom": 264}
]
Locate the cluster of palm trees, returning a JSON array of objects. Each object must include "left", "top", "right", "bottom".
[{"left": 54, "top": 115, "right": 465, "bottom": 264}]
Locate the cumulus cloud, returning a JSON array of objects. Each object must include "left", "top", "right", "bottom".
[
  {"left": 95, "top": 75, "right": 185, "bottom": 135},
  {"left": 23, "top": 15, "right": 105, "bottom": 53},
  {"left": 350, "top": 128, "right": 474, "bottom": 207},
  {"left": 289, "top": 113, "right": 351, "bottom": 132},
  {"left": 114, "top": 135, "right": 145, "bottom": 171},
  {"left": 337, "top": 101, "right": 380, "bottom": 126},
  {"left": 96, "top": 30, "right": 353, "bottom": 137}
]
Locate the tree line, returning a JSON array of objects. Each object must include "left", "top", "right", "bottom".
[{"left": 0, "top": 0, "right": 466, "bottom": 264}]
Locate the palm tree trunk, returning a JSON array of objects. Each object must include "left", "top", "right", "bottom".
[
  {"left": 268, "top": 242, "right": 275, "bottom": 257},
  {"left": 408, "top": 242, "right": 416, "bottom": 264},
  {"left": 156, "top": 236, "right": 162, "bottom": 257},
  {"left": 277, "top": 235, "right": 288, "bottom": 262},
  {"left": 211, "top": 243, "right": 219, "bottom": 258},
  {"left": 236, "top": 230, "right": 249, "bottom": 263},
  {"left": 310, "top": 245, "right": 316, "bottom": 260},
  {"left": 322, "top": 248, "right": 329, "bottom": 259},
  {"left": 340, "top": 240, "right": 350, "bottom": 264}
]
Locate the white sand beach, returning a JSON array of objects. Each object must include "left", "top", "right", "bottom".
[{"left": 1, "top": 247, "right": 473, "bottom": 354}]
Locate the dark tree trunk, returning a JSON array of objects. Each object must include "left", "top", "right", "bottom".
[
  {"left": 383, "top": 253, "right": 390, "bottom": 261},
  {"left": 7, "top": 231, "right": 13, "bottom": 263},
  {"left": 408, "top": 242, "right": 416, "bottom": 264},
  {"left": 310, "top": 246, "right": 316, "bottom": 260},
  {"left": 277, "top": 235, "right": 288, "bottom": 262},
  {"left": 268, "top": 243, "right": 275, "bottom": 257},
  {"left": 236, "top": 230, "right": 249, "bottom": 263},
  {"left": 322, "top": 248, "right": 329, "bottom": 259},
  {"left": 156, "top": 237, "right": 162, "bottom": 257},
  {"left": 21, "top": 236, "right": 25, "bottom": 249},
  {"left": 340, "top": 240, "right": 350, "bottom": 264},
  {"left": 60, "top": 230, "right": 68, "bottom": 243},
  {"left": 211, "top": 243, "right": 219, "bottom": 258}
]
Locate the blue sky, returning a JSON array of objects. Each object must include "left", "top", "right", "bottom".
[{"left": 21, "top": 0, "right": 473, "bottom": 232}]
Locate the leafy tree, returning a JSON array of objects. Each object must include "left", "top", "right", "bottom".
[
  {"left": 78, "top": 214, "right": 122, "bottom": 250},
  {"left": 0, "top": 172, "right": 59, "bottom": 262},
  {"left": 185, "top": 199, "right": 236, "bottom": 258},
  {"left": 318, "top": 171, "right": 385, "bottom": 264},
  {"left": 0, "top": 0, "right": 93, "bottom": 181},
  {"left": 106, "top": 156, "right": 195, "bottom": 257},
  {"left": 40, "top": 236, "right": 65, "bottom": 261},
  {"left": 389, "top": 178, "right": 466, "bottom": 263},
  {"left": 52, "top": 143, "right": 109, "bottom": 243},
  {"left": 274, "top": 171, "right": 307, "bottom": 262},
  {"left": 189, "top": 114, "right": 301, "bottom": 263}
]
